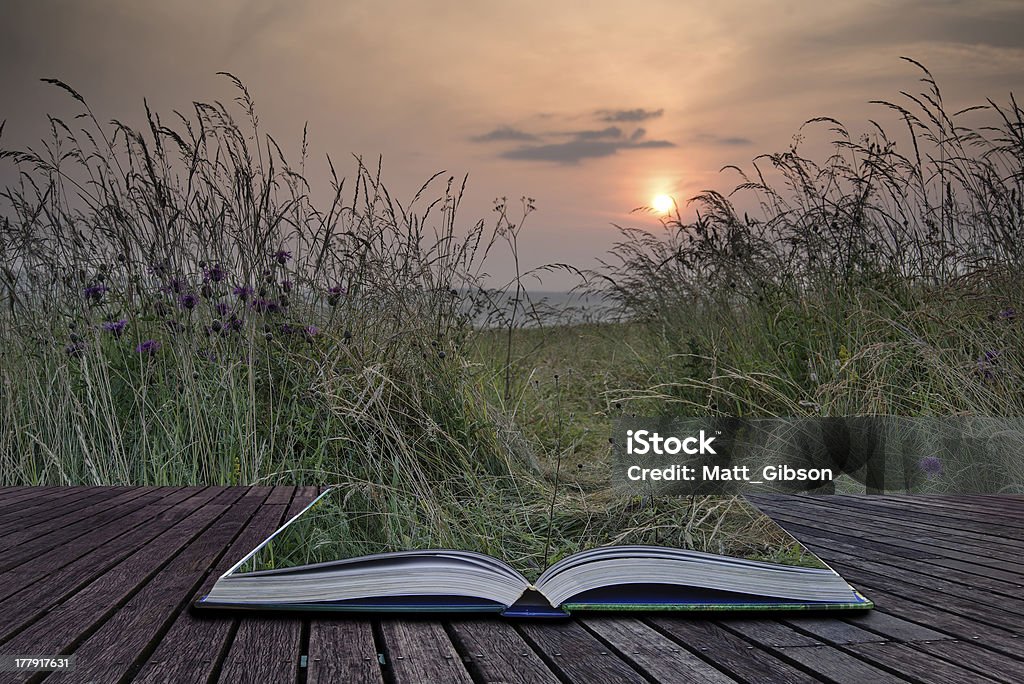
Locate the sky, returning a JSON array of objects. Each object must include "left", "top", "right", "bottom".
[{"left": 1, "top": 0, "right": 1022, "bottom": 288}]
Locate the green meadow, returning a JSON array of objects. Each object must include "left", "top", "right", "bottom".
[{"left": 1, "top": 61, "right": 1021, "bottom": 560}]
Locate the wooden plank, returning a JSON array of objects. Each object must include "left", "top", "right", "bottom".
[
  {"left": 821, "top": 560, "right": 1024, "bottom": 633},
  {"left": 838, "top": 586, "right": 1024, "bottom": 659},
  {"left": 379, "top": 620, "right": 473, "bottom": 684},
  {"left": 447, "top": 619, "right": 560, "bottom": 684},
  {"left": 827, "top": 495, "right": 1024, "bottom": 529},
  {"left": 647, "top": 618, "right": 820, "bottom": 684},
  {"left": 777, "top": 644, "right": 912, "bottom": 683},
  {"left": 218, "top": 488, "right": 311, "bottom": 684},
  {"left": 782, "top": 496, "right": 1024, "bottom": 549},
  {"left": 0, "top": 487, "right": 186, "bottom": 602},
  {"left": 0, "top": 487, "right": 134, "bottom": 543},
  {"left": 518, "top": 620, "right": 646, "bottom": 683},
  {"left": 306, "top": 621, "right": 384, "bottom": 684},
  {"left": 760, "top": 518, "right": 1024, "bottom": 608},
  {"left": 0, "top": 488, "right": 215, "bottom": 641},
  {"left": 0, "top": 488, "right": 156, "bottom": 569},
  {"left": 754, "top": 496, "right": 1024, "bottom": 557},
  {"left": 0, "top": 486, "right": 102, "bottom": 524},
  {"left": 756, "top": 507, "right": 1024, "bottom": 578},
  {"left": 0, "top": 487, "right": 80, "bottom": 517},
  {"left": 133, "top": 496, "right": 295, "bottom": 683},
  {"left": 837, "top": 610, "right": 949, "bottom": 643},
  {"left": 770, "top": 525, "right": 1024, "bottom": 601},
  {"left": 755, "top": 498, "right": 1024, "bottom": 566},
  {"left": 582, "top": 617, "right": 737, "bottom": 683},
  {"left": 217, "top": 617, "right": 303, "bottom": 684},
  {"left": 0, "top": 488, "right": 248, "bottom": 671},
  {"left": 856, "top": 494, "right": 1024, "bottom": 524},
  {"left": 914, "top": 639, "right": 1024, "bottom": 683},
  {"left": 716, "top": 618, "right": 822, "bottom": 647},
  {"left": 845, "top": 641, "right": 1004, "bottom": 684},
  {"left": 41, "top": 488, "right": 270, "bottom": 684},
  {"left": 782, "top": 616, "right": 894, "bottom": 645}
]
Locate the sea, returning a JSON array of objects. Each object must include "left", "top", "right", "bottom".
[{"left": 469, "top": 290, "right": 621, "bottom": 329}]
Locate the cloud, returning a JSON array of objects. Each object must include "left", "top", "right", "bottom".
[
  {"left": 692, "top": 132, "right": 754, "bottom": 146},
  {"left": 470, "top": 126, "right": 540, "bottom": 142},
  {"left": 477, "top": 109, "right": 674, "bottom": 163},
  {"left": 501, "top": 137, "right": 673, "bottom": 164},
  {"left": 567, "top": 126, "right": 623, "bottom": 140},
  {"left": 595, "top": 108, "right": 665, "bottom": 122}
]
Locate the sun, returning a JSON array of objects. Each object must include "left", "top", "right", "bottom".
[{"left": 652, "top": 194, "right": 674, "bottom": 213}]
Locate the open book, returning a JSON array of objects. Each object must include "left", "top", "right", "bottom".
[{"left": 195, "top": 488, "right": 871, "bottom": 617}]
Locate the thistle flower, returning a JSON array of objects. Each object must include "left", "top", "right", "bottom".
[
  {"left": 918, "top": 456, "right": 943, "bottom": 479},
  {"left": 251, "top": 298, "right": 279, "bottom": 314},
  {"left": 136, "top": 339, "right": 161, "bottom": 356},
  {"left": 233, "top": 285, "right": 253, "bottom": 301},
  {"left": 204, "top": 264, "right": 227, "bottom": 283},
  {"left": 977, "top": 349, "right": 1001, "bottom": 382},
  {"left": 83, "top": 284, "right": 108, "bottom": 302},
  {"left": 215, "top": 302, "right": 231, "bottom": 317},
  {"left": 178, "top": 293, "right": 198, "bottom": 310},
  {"left": 281, "top": 280, "right": 292, "bottom": 293},
  {"left": 273, "top": 249, "right": 291, "bottom": 265},
  {"left": 65, "top": 341, "right": 87, "bottom": 357},
  {"left": 165, "top": 277, "right": 188, "bottom": 295},
  {"left": 102, "top": 319, "right": 128, "bottom": 338},
  {"left": 327, "top": 284, "right": 346, "bottom": 307},
  {"left": 998, "top": 307, "right": 1016, "bottom": 321},
  {"left": 304, "top": 325, "right": 320, "bottom": 339}
]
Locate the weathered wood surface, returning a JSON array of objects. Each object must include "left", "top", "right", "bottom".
[{"left": 0, "top": 488, "right": 1019, "bottom": 683}]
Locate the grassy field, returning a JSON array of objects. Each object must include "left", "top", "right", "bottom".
[{"left": 1, "top": 61, "right": 1022, "bottom": 562}]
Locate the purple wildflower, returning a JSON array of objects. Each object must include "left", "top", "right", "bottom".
[
  {"left": 178, "top": 293, "right": 198, "bottom": 310},
  {"left": 273, "top": 249, "right": 291, "bottom": 265},
  {"left": 83, "top": 284, "right": 108, "bottom": 302},
  {"left": 977, "top": 349, "right": 1001, "bottom": 382},
  {"left": 998, "top": 307, "right": 1016, "bottom": 321},
  {"left": 215, "top": 302, "right": 231, "bottom": 317},
  {"left": 251, "top": 298, "right": 279, "bottom": 314},
  {"left": 204, "top": 264, "right": 227, "bottom": 283},
  {"left": 233, "top": 285, "right": 253, "bottom": 301},
  {"left": 165, "top": 277, "right": 187, "bottom": 295},
  {"left": 328, "top": 284, "right": 347, "bottom": 296},
  {"left": 304, "top": 325, "right": 320, "bottom": 339},
  {"left": 65, "top": 341, "right": 87, "bottom": 357},
  {"left": 918, "top": 456, "right": 943, "bottom": 479},
  {"left": 102, "top": 319, "right": 128, "bottom": 338},
  {"left": 281, "top": 280, "right": 292, "bottom": 293},
  {"left": 136, "top": 339, "right": 161, "bottom": 356}
]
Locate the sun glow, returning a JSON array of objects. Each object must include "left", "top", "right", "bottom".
[{"left": 652, "top": 194, "right": 674, "bottom": 213}]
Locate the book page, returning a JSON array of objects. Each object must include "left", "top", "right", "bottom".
[{"left": 233, "top": 485, "right": 826, "bottom": 582}]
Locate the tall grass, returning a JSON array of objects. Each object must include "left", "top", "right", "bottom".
[
  {"left": 0, "top": 75, "right": 529, "bottom": 491},
  {"left": 595, "top": 59, "right": 1023, "bottom": 422}
]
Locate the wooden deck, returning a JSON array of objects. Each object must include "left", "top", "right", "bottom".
[{"left": 0, "top": 488, "right": 1020, "bottom": 683}]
